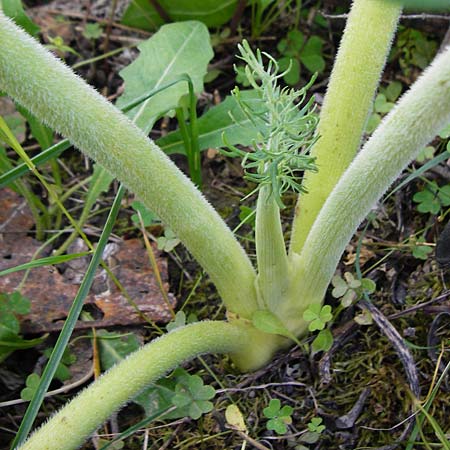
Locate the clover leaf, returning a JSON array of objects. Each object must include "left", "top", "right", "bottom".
[
  {"left": 263, "top": 398, "right": 293, "bottom": 435},
  {"left": 308, "top": 416, "right": 325, "bottom": 433},
  {"left": 156, "top": 228, "right": 180, "bottom": 252},
  {"left": 20, "top": 373, "right": 41, "bottom": 401},
  {"left": 171, "top": 374, "right": 215, "bottom": 420},
  {"left": 331, "top": 273, "right": 376, "bottom": 307},
  {"left": 413, "top": 181, "right": 450, "bottom": 214},
  {"left": 303, "top": 304, "right": 332, "bottom": 331},
  {"left": 130, "top": 200, "right": 158, "bottom": 227}
]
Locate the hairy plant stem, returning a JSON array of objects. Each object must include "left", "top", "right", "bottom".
[
  {"left": 289, "top": 0, "right": 402, "bottom": 256},
  {"left": 255, "top": 184, "right": 288, "bottom": 312},
  {"left": 0, "top": 13, "right": 258, "bottom": 319},
  {"left": 288, "top": 44, "right": 450, "bottom": 315},
  {"left": 17, "top": 321, "right": 253, "bottom": 450}
]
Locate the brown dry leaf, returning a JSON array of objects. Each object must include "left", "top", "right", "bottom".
[{"left": 0, "top": 189, "right": 175, "bottom": 333}]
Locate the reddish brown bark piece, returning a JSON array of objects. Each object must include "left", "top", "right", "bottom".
[
  {"left": 0, "top": 187, "right": 35, "bottom": 233},
  {"left": 0, "top": 189, "right": 175, "bottom": 333}
]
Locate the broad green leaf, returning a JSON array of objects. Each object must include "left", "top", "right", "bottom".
[
  {"left": 117, "top": 21, "right": 213, "bottom": 133},
  {"left": 263, "top": 398, "right": 281, "bottom": 418},
  {"left": 366, "top": 113, "right": 381, "bottom": 134},
  {"left": 412, "top": 243, "right": 433, "bottom": 260},
  {"left": 2, "top": 0, "right": 40, "bottom": 36},
  {"left": 97, "top": 330, "right": 140, "bottom": 371},
  {"left": 43, "top": 347, "right": 76, "bottom": 382},
  {"left": 0, "top": 291, "right": 33, "bottom": 362},
  {"left": 374, "top": 94, "right": 394, "bottom": 114},
  {"left": 122, "top": 0, "right": 238, "bottom": 30},
  {"left": 156, "top": 91, "right": 264, "bottom": 155},
  {"left": 303, "top": 304, "right": 332, "bottom": 332},
  {"left": 299, "top": 432, "right": 320, "bottom": 444}
]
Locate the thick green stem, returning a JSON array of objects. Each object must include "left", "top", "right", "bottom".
[
  {"left": 288, "top": 44, "right": 450, "bottom": 316},
  {"left": 0, "top": 13, "right": 258, "bottom": 318},
  {"left": 17, "top": 321, "right": 251, "bottom": 450},
  {"left": 289, "top": 0, "right": 401, "bottom": 256},
  {"left": 255, "top": 185, "right": 289, "bottom": 311}
]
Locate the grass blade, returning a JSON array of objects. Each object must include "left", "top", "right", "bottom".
[{"left": 0, "top": 252, "right": 90, "bottom": 277}]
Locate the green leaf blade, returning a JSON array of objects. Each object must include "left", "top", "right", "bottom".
[{"left": 116, "top": 21, "right": 213, "bottom": 133}]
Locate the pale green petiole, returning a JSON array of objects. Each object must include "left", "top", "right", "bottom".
[
  {"left": 289, "top": 0, "right": 402, "bottom": 256},
  {"left": 288, "top": 43, "right": 450, "bottom": 319},
  {"left": 0, "top": 12, "right": 258, "bottom": 320},
  {"left": 17, "top": 321, "right": 251, "bottom": 450}
]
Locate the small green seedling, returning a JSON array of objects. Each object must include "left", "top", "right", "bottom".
[
  {"left": 45, "top": 36, "right": 79, "bottom": 58},
  {"left": 296, "top": 416, "right": 326, "bottom": 447},
  {"left": 413, "top": 180, "right": 450, "bottom": 214},
  {"left": 277, "top": 29, "right": 325, "bottom": 85},
  {"left": 303, "top": 304, "right": 334, "bottom": 352},
  {"left": 308, "top": 416, "right": 325, "bottom": 433},
  {"left": 263, "top": 398, "right": 293, "bottom": 435}
]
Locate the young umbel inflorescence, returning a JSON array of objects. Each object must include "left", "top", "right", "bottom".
[{"left": 223, "top": 40, "right": 319, "bottom": 208}]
